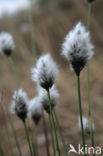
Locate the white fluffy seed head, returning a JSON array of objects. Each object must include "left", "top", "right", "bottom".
[
  {"left": 28, "top": 97, "right": 43, "bottom": 125},
  {"left": 61, "top": 22, "right": 94, "bottom": 75},
  {"left": 31, "top": 53, "right": 59, "bottom": 91},
  {"left": 10, "top": 88, "right": 29, "bottom": 122},
  {"left": 38, "top": 85, "right": 59, "bottom": 114},
  {"left": 0, "top": 32, "right": 15, "bottom": 56},
  {"left": 78, "top": 116, "right": 95, "bottom": 135}
]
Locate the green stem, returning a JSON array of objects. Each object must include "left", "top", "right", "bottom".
[
  {"left": 29, "top": 0, "right": 37, "bottom": 64},
  {"left": 76, "top": 76, "right": 87, "bottom": 156},
  {"left": 47, "top": 90, "right": 61, "bottom": 156},
  {"left": 0, "top": 101, "right": 13, "bottom": 156},
  {"left": 34, "top": 126, "right": 39, "bottom": 156},
  {"left": 49, "top": 115, "right": 56, "bottom": 156},
  {"left": 53, "top": 110, "right": 68, "bottom": 156},
  {"left": 4, "top": 117, "right": 14, "bottom": 156},
  {"left": 87, "top": 3, "right": 92, "bottom": 31},
  {"left": 42, "top": 113, "right": 50, "bottom": 156},
  {"left": 9, "top": 116, "right": 22, "bottom": 156},
  {"left": 8, "top": 56, "right": 20, "bottom": 88},
  {"left": 0, "top": 146, "right": 4, "bottom": 156},
  {"left": 23, "top": 122, "right": 33, "bottom": 156},
  {"left": 4, "top": 103, "right": 22, "bottom": 156},
  {"left": 87, "top": 4, "right": 95, "bottom": 156}
]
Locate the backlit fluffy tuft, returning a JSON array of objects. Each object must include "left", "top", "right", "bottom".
[
  {"left": 31, "top": 54, "right": 59, "bottom": 91},
  {"left": 10, "top": 88, "right": 29, "bottom": 122},
  {"left": 0, "top": 32, "right": 15, "bottom": 56},
  {"left": 78, "top": 116, "right": 95, "bottom": 135},
  {"left": 61, "top": 22, "right": 94, "bottom": 75},
  {"left": 28, "top": 97, "right": 43, "bottom": 125},
  {"left": 39, "top": 85, "right": 59, "bottom": 114}
]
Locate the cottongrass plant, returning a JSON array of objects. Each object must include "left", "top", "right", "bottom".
[
  {"left": 0, "top": 32, "right": 20, "bottom": 88},
  {"left": 31, "top": 54, "right": 60, "bottom": 155},
  {"left": 0, "top": 32, "right": 15, "bottom": 56},
  {"left": 10, "top": 88, "right": 33, "bottom": 156},
  {"left": 61, "top": 22, "right": 94, "bottom": 156},
  {"left": 32, "top": 53, "right": 68, "bottom": 156},
  {"left": 0, "top": 32, "right": 24, "bottom": 155},
  {"left": 28, "top": 97, "right": 43, "bottom": 156},
  {"left": 28, "top": 97, "right": 43, "bottom": 125},
  {"left": 39, "top": 85, "right": 68, "bottom": 155},
  {"left": 39, "top": 85, "right": 59, "bottom": 114},
  {"left": 78, "top": 116, "right": 95, "bottom": 135},
  {"left": 86, "top": 0, "right": 96, "bottom": 153},
  {"left": 4, "top": 96, "right": 22, "bottom": 156},
  {"left": 31, "top": 54, "right": 59, "bottom": 91}
]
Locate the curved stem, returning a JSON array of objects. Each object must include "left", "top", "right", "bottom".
[
  {"left": 42, "top": 113, "right": 50, "bottom": 156},
  {"left": 8, "top": 56, "right": 20, "bottom": 88},
  {"left": 47, "top": 90, "right": 61, "bottom": 156},
  {"left": 49, "top": 115, "right": 56, "bottom": 156},
  {"left": 53, "top": 110, "right": 68, "bottom": 156},
  {"left": 4, "top": 103, "right": 22, "bottom": 156},
  {"left": 0, "top": 104, "right": 13, "bottom": 156},
  {"left": 23, "top": 122, "right": 33, "bottom": 156}
]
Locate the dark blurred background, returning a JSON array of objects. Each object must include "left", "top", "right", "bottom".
[{"left": 0, "top": 0, "right": 103, "bottom": 155}]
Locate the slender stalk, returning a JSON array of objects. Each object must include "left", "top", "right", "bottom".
[
  {"left": 53, "top": 110, "right": 68, "bottom": 156},
  {"left": 76, "top": 76, "right": 86, "bottom": 156},
  {"left": 9, "top": 56, "right": 33, "bottom": 153},
  {"left": 49, "top": 115, "right": 56, "bottom": 156},
  {"left": 23, "top": 121, "right": 33, "bottom": 156},
  {"left": 5, "top": 125, "right": 13, "bottom": 156},
  {"left": 47, "top": 90, "right": 61, "bottom": 156},
  {"left": 87, "top": 4, "right": 92, "bottom": 31},
  {"left": 4, "top": 103, "right": 22, "bottom": 156},
  {"left": 0, "top": 146, "right": 4, "bottom": 156},
  {"left": 86, "top": 63, "right": 95, "bottom": 152},
  {"left": 87, "top": 4, "right": 95, "bottom": 155},
  {"left": 29, "top": 0, "right": 37, "bottom": 64},
  {"left": 0, "top": 103, "right": 13, "bottom": 156},
  {"left": 42, "top": 113, "right": 50, "bottom": 156},
  {"left": 8, "top": 56, "right": 20, "bottom": 88},
  {"left": 29, "top": 131, "right": 36, "bottom": 156},
  {"left": 34, "top": 125, "right": 39, "bottom": 156}
]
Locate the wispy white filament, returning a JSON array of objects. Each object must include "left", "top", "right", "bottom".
[
  {"left": 78, "top": 116, "right": 95, "bottom": 135},
  {"left": 10, "top": 88, "right": 29, "bottom": 122},
  {"left": 31, "top": 53, "right": 59, "bottom": 90},
  {"left": 39, "top": 85, "right": 59, "bottom": 114},
  {"left": 61, "top": 22, "right": 94, "bottom": 75},
  {"left": 28, "top": 97, "right": 43, "bottom": 124},
  {"left": 0, "top": 32, "right": 15, "bottom": 56}
]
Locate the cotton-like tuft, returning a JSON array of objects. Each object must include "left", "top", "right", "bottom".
[
  {"left": 28, "top": 97, "right": 43, "bottom": 125},
  {"left": 31, "top": 54, "right": 59, "bottom": 91},
  {"left": 61, "top": 22, "right": 94, "bottom": 75},
  {"left": 78, "top": 116, "right": 95, "bottom": 135},
  {"left": 10, "top": 88, "right": 29, "bottom": 122},
  {"left": 0, "top": 32, "right": 15, "bottom": 56},
  {"left": 39, "top": 85, "right": 59, "bottom": 114}
]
